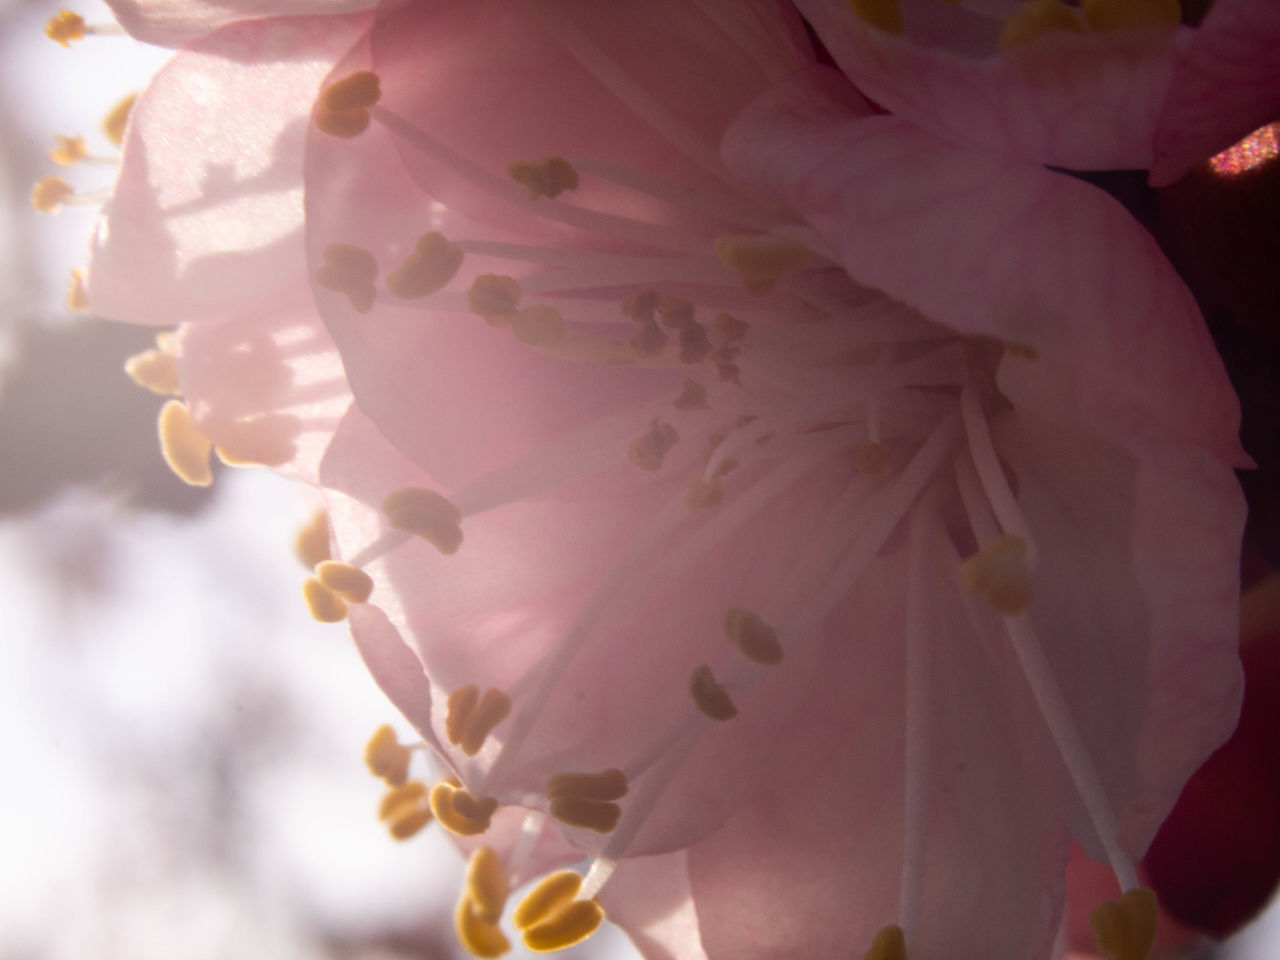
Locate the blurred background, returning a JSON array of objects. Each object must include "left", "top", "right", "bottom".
[{"left": 0, "top": 1, "right": 1276, "bottom": 958}]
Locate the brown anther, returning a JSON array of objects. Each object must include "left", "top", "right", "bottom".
[
  {"left": 302, "top": 576, "right": 347, "bottom": 623},
  {"left": 657, "top": 296, "right": 696, "bottom": 328},
  {"left": 316, "top": 243, "right": 378, "bottom": 313},
  {"left": 713, "top": 311, "right": 750, "bottom": 344},
  {"left": 1004, "top": 341, "right": 1040, "bottom": 361},
  {"left": 157, "top": 399, "right": 212, "bottom": 486},
  {"left": 65, "top": 268, "right": 90, "bottom": 313},
  {"left": 674, "top": 379, "right": 709, "bottom": 411},
  {"left": 294, "top": 510, "right": 332, "bottom": 569},
  {"left": 846, "top": 0, "right": 904, "bottom": 34},
  {"left": 49, "top": 135, "right": 87, "bottom": 166},
  {"left": 511, "top": 305, "right": 566, "bottom": 346},
  {"left": 853, "top": 441, "right": 894, "bottom": 478},
  {"left": 468, "top": 274, "right": 522, "bottom": 325},
  {"left": 386, "top": 232, "right": 463, "bottom": 299},
  {"left": 31, "top": 176, "right": 74, "bottom": 213},
  {"left": 546, "top": 769, "right": 628, "bottom": 802},
  {"left": 1089, "top": 888, "right": 1158, "bottom": 960},
  {"left": 382, "top": 487, "right": 463, "bottom": 554},
  {"left": 316, "top": 560, "right": 374, "bottom": 604},
  {"left": 628, "top": 419, "right": 679, "bottom": 471},
  {"left": 714, "top": 233, "right": 808, "bottom": 295},
  {"left": 548, "top": 796, "right": 622, "bottom": 833},
  {"left": 446, "top": 685, "right": 512, "bottom": 757},
  {"left": 124, "top": 348, "right": 181, "bottom": 396},
  {"left": 45, "top": 10, "right": 85, "bottom": 46},
  {"left": 1082, "top": 0, "right": 1180, "bottom": 30},
  {"left": 690, "top": 665, "right": 737, "bottom": 721},
  {"left": 724, "top": 607, "right": 784, "bottom": 664},
  {"left": 684, "top": 473, "right": 724, "bottom": 510},
  {"left": 629, "top": 318, "right": 667, "bottom": 358},
  {"left": 102, "top": 93, "right": 136, "bottom": 146},
  {"left": 508, "top": 156, "right": 579, "bottom": 200},
  {"left": 446, "top": 684, "right": 480, "bottom": 746},
  {"left": 315, "top": 70, "right": 381, "bottom": 138},
  {"left": 863, "top": 923, "right": 907, "bottom": 960},
  {"left": 960, "top": 535, "right": 1034, "bottom": 615}
]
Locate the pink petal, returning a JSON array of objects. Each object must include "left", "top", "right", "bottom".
[
  {"left": 599, "top": 852, "right": 709, "bottom": 960},
  {"left": 1150, "top": 0, "right": 1280, "bottom": 186},
  {"left": 105, "top": 0, "right": 376, "bottom": 46},
  {"left": 721, "top": 67, "right": 1247, "bottom": 467},
  {"left": 793, "top": 0, "right": 1176, "bottom": 170},
  {"left": 88, "top": 12, "right": 369, "bottom": 327}
]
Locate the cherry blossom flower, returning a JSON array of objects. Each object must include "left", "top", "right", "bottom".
[
  {"left": 46, "top": 2, "right": 1250, "bottom": 958},
  {"left": 793, "top": 0, "right": 1280, "bottom": 185}
]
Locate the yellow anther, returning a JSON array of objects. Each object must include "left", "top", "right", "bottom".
[
  {"left": 316, "top": 243, "right": 378, "bottom": 313},
  {"left": 465, "top": 846, "right": 509, "bottom": 923},
  {"left": 548, "top": 796, "right": 622, "bottom": 833},
  {"left": 673, "top": 380, "right": 709, "bottom": 412},
  {"left": 303, "top": 576, "right": 348, "bottom": 623},
  {"left": 547, "top": 769, "right": 628, "bottom": 802},
  {"left": 31, "top": 176, "right": 74, "bottom": 213},
  {"left": 724, "top": 607, "right": 784, "bottom": 665},
  {"left": 157, "top": 399, "right": 212, "bottom": 486},
  {"left": 684, "top": 473, "right": 724, "bottom": 510},
  {"left": 713, "top": 311, "right": 750, "bottom": 344},
  {"left": 429, "top": 781, "right": 499, "bottom": 836},
  {"left": 853, "top": 441, "right": 894, "bottom": 478},
  {"left": 386, "top": 232, "right": 463, "bottom": 299},
  {"left": 522, "top": 899, "right": 605, "bottom": 953},
  {"left": 315, "top": 70, "right": 381, "bottom": 138},
  {"left": 508, "top": 156, "right": 579, "bottom": 200},
  {"left": 65, "top": 268, "right": 90, "bottom": 313},
  {"left": 45, "top": 10, "right": 85, "bottom": 46},
  {"left": 365, "top": 724, "right": 413, "bottom": 785},
  {"left": 49, "top": 135, "right": 87, "bottom": 166},
  {"left": 378, "top": 779, "right": 426, "bottom": 818},
  {"left": 382, "top": 486, "right": 463, "bottom": 554},
  {"left": 512, "top": 871, "right": 583, "bottom": 930},
  {"left": 628, "top": 419, "right": 679, "bottom": 471},
  {"left": 690, "top": 664, "right": 737, "bottom": 721},
  {"left": 154, "top": 330, "right": 176, "bottom": 353},
  {"left": 295, "top": 510, "right": 332, "bottom": 569},
  {"left": 469, "top": 274, "right": 522, "bottom": 325},
  {"left": 386, "top": 803, "right": 434, "bottom": 841},
  {"left": 101, "top": 93, "right": 136, "bottom": 146},
  {"left": 846, "top": 0, "right": 904, "bottom": 33},
  {"left": 124, "top": 348, "right": 181, "bottom": 396},
  {"left": 1082, "top": 0, "right": 1180, "bottom": 30},
  {"left": 1089, "top": 888, "right": 1158, "bottom": 960},
  {"left": 1000, "top": 0, "right": 1085, "bottom": 48},
  {"left": 863, "top": 923, "right": 907, "bottom": 960},
  {"left": 316, "top": 560, "right": 374, "bottom": 604},
  {"left": 960, "top": 535, "right": 1033, "bottom": 615},
  {"left": 456, "top": 895, "right": 512, "bottom": 958},
  {"left": 715, "top": 233, "right": 808, "bottom": 296},
  {"left": 511, "top": 305, "right": 566, "bottom": 347},
  {"left": 445, "top": 685, "right": 512, "bottom": 757}
]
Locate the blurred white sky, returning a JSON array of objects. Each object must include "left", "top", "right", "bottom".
[{"left": 0, "top": 2, "right": 1274, "bottom": 959}]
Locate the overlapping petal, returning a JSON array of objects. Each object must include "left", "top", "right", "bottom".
[{"left": 105, "top": 0, "right": 377, "bottom": 47}]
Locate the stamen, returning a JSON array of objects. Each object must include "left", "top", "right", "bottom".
[
  {"left": 1081, "top": 0, "right": 1180, "bottom": 30},
  {"left": 445, "top": 685, "right": 513, "bottom": 757},
  {"left": 302, "top": 576, "right": 348, "bottom": 623},
  {"left": 386, "top": 802, "right": 434, "bottom": 841},
  {"left": 315, "top": 70, "right": 381, "bottom": 138},
  {"left": 846, "top": 0, "right": 903, "bottom": 32},
  {"left": 49, "top": 135, "right": 86, "bottom": 166},
  {"left": 863, "top": 924, "right": 907, "bottom": 960},
  {"left": 65, "top": 268, "right": 90, "bottom": 313},
  {"left": 960, "top": 382, "right": 1036, "bottom": 564},
  {"left": 464, "top": 846, "right": 510, "bottom": 923},
  {"left": 30, "top": 176, "right": 74, "bottom": 213},
  {"left": 102, "top": 93, "right": 136, "bottom": 146},
  {"left": 723, "top": 607, "right": 784, "bottom": 664},
  {"left": 547, "top": 796, "right": 622, "bottom": 833},
  {"left": 673, "top": 379, "right": 709, "bottom": 411},
  {"left": 508, "top": 156, "right": 579, "bottom": 200},
  {"left": 714, "top": 233, "right": 808, "bottom": 295},
  {"left": 378, "top": 780, "right": 426, "bottom": 818},
  {"left": 364, "top": 723, "right": 413, "bottom": 785},
  {"left": 455, "top": 895, "right": 512, "bottom": 958},
  {"left": 627, "top": 419, "right": 680, "bottom": 471},
  {"left": 960, "top": 535, "right": 1033, "bottom": 614},
  {"left": 316, "top": 560, "right": 374, "bottom": 604},
  {"left": 689, "top": 664, "right": 737, "bottom": 720},
  {"left": 315, "top": 243, "right": 378, "bottom": 313},
  {"left": 684, "top": 472, "right": 724, "bottom": 510},
  {"left": 469, "top": 274, "right": 522, "bottom": 325},
  {"left": 124, "top": 348, "right": 180, "bottom": 396},
  {"left": 521, "top": 899, "right": 605, "bottom": 953},
  {"left": 546, "top": 769, "right": 628, "bottom": 802},
  {"left": 1000, "top": 0, "right": 1084, "bottom": 48},
  {"left": 512, "top": 871, "right": 582, "bottom": 931},
  {"left": 295, "top": 510, "right": 332, "bottom": 569},
  {"left": 430, "top": 781, "right": 499, "bottom": 836},
  {"left": 386, "top": 232, "right": 464, "bottom": 299},
  {"left": 157, "top": 399, "right": 212, "bottom": 486},
  {"left": 382, "top": 486, "right": 463, "bottom": 554},
  {"left": 1089, "top": 888, "right": 1158, "bottom": 960},
  {"left": 44, "top": 10, "right": 85, "bottom": 46}
]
